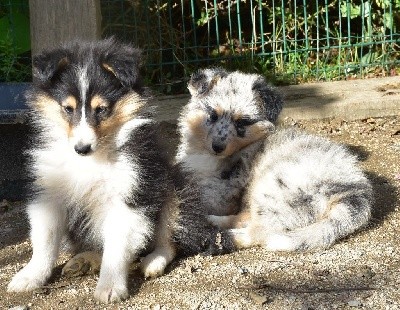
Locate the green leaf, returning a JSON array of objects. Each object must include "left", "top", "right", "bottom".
[
  {"left": 361, "top": 51, "right": 376, "bottom": 64},
  {"left": 383, "top": 12, "right": 393, "bottom": 29},
  {"left": 340, "top": 2, "right": 360, "bottom": 19}
]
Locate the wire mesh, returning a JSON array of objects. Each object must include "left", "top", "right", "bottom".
[
  {"left": 1, "top": 0, "right": 399, "bottom": 94},
  {"left": 101, "top": 0, "right": 400, "bottom": 94}
]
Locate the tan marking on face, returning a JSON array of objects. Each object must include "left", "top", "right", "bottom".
[
  {"left": 223, "top": 121, "right": 273, "bottom": 156},
  {"left": 61, "top": 95, "right": 77, "bottom": 110},
  {"left": 90, "top": 95, "right": 109, "bottom": 111},
  {"left": 102, "top": 63, "right": 116, "bottom": 77},
  {"left": 32, "top": 94, "right": 70, "bottom": 134},
  {"left": 96, "top": 91, "right": 144, "bottom": 138},
  {"left": 57, "top": 57, "right": 69, "bottom": 71},
  {"left": 61, "top": 96, "right": 78, "bottom": 138},
  {"left": 232, "top": 113, "right": 244, "bottom": 122},
  {"left": 214, "top": 106, "right": 224, "bottom": 116}
]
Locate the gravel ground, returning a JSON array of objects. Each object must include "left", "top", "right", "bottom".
[{"left": 0, "top": 115, "right": 399, "bottom": 310}]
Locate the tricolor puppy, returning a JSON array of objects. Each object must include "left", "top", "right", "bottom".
[
  {"left": 177, "top": 68, "right": 373, "bottom": 252},
  {"left": 7, "top": 39, "right": 220, "bottom": 303}
]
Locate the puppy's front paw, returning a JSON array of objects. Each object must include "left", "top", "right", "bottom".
[
  {"left": 62, "top": 251, "right": 101, "bottom": 277},
  {"left": 8, "top": 264, "right": 50, "bottom": 292},
  {"left": 94, "top": 283, "right": 129, "bottom": 303},
  {"left": 141, "top": 253, "right": 168, "bottom": 278}
]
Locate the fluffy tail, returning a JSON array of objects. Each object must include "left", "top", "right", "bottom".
[
  {"left": 264, "top": 192, "right": 372, "bottom": 251},
  {"left": 226, "top": 187, "right": 373, "bottom": 252}
]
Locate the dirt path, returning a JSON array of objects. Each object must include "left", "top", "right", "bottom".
[{"left": 1, "top": 115, "right": 399, "bottom": 310}]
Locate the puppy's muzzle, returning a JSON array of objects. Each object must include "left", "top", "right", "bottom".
[{"left": 212, "top": 141, "right": 226, "bottom": 154}]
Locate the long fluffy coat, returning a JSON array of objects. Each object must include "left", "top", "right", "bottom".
[{"left": 177, "top": 68, "right": 373, "bottom": 252}]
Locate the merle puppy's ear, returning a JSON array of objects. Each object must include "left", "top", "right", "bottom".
[
  {"left": 100, "top": 39, "right": 143, "bottom": 89},
  {"left": 32, "top": 49, "right": 69, "bottom": 85},
  {"left": 252, "top": 76, "right": 283, "bottom": 123},
  {"left": 188, "top": 67, "right": 228, "bottom": 96}
]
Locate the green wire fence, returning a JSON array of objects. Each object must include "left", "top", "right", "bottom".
[
  {"left": 1, "top": 0, "right": 399, "bottom": 95},
  {"left": 101, "top": 0, "right": 400, "bottom": 94}
]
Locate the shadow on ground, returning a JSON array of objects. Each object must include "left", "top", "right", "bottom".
[
  {"left": 250, "top": 264, "right": 377, "bottom": 307},
  {"left": 337, "top": 140, "right": 398, "bottom": 229},
  {"left": 367, "top": 172, "right": 398, "bottom": 227}
]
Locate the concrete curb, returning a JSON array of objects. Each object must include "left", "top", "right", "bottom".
[
  {"left": 153, "top": 76, "right": 400, "bottom": 123},
  {"left": 0, "top": 77, "right": 398, "bottom": 124}
]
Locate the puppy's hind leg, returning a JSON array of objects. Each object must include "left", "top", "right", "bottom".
[
  {"left": 141, "top": 197, "right": 177, "bottom": 278},
  {"left": 208, "top": 210, "right": 251, "bottom": 229},
  {"left": 141, "top": 243, "right": 176, "bottom": 279},
  {"left": 8, "top": 200, "right": 66, "bottom": 292},
  {"left": 227, "top": 227, "right": 255, "bottom": 249}
]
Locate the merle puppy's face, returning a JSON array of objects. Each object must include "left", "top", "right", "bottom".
[
  {"left": 182, "top": 69, "right": 281, "bottom": 157},
  {"left": 30, "top": 38, "right": 144, "bottom": 156}
]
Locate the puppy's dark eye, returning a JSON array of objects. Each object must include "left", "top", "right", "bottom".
[
  {"left": 63, "top": 106, "right": 74, "bottom": 114},
  {"left": 95, "top": 106, "right": 108, "bottom": 116},
  {"left": 235, "top": 117, "right": 257, "bottom": 137},
  {"left": 235, "top": 118, "right": 257, "bottom": 127},
  {"left": 209, "top": 109, "right": 218, "bottom": 122},
  {"left": 236, "top": 126, "right": 246, "bottom": 137}
]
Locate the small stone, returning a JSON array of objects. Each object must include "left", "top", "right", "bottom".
[
  {"left": 68, "top": 288, "right": 78, "bottom": 295},
  {"left": 239, "top": 267, "right": 249, "bottom": 274},
  {"left": 358, "top": 265, "right": 375, "bottom": 279},
  {"left": 249, "top": 291, "right": 271, "bottom": 305},
  {"left": 8, "top": 306, "right": 29, "bottom": 310},
  {"left": 190, "top": 266, "right": 201, "bottom": 273},
  {"left": 150, "top": 304, "right": 161, "bottom": 310},
  {"left": 33, "top": 287, "right": 50, "bottom": 295},
  {"left": 348, "top": 299, "right": 362, "bottom": 307},
  {"left": 313, "top": 269, "right": 330, "bottom": 277}
]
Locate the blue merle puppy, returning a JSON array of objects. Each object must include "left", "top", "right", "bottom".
[{"left": 177, "top": 68, "right": 373, "bottom": 251}]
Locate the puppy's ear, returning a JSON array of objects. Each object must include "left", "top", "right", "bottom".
[
  {"left": 188, "top": 68, "right": 227, "bottom": 96},
  {"left": 101, "top": 39, "right": 142, "bottom": 89},
  {"left": 32, "top": 49, "right": 69, "bottom": 85},
  {"left": 252, "top": 76, "right": 283, "bottom": 123}
]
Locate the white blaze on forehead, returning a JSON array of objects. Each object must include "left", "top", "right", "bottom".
[
  {"left": 77, "top": 65, "right": 90, "bottom": 105},
  {"left": 69, "top": 65, "right": 98, "bottom": 151}
]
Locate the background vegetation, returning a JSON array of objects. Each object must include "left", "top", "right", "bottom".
[
  {"left": 0, "top": 0, "right": 31, "bottom": 82},
  {"left": 102, "top": 0, "right": 400, "bottom": 94},
  {"left": 1, "top": 0, "right": 399, "bottom": 95}
]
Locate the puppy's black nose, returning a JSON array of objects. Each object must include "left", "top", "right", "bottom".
[
  {"left": 212, "top": 141, "right": 225, "bottom": 154},
  {"left": 74, "top": 143, "right": 92, "bottom": 155}
]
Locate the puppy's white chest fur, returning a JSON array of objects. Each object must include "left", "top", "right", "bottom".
[
  {"left": 33, "top": 140, "right": 138, "bottom": 207},
  {"left": 181, "top": 153, "right": 220, "bottom": 177}
]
